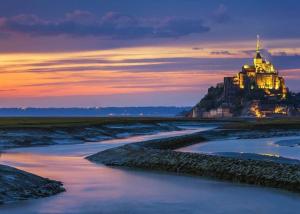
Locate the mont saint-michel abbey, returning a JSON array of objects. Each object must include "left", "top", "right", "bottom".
[
  {"left": 225, "top": 36, "right": 287, "bottom": 102},
  {"left": 189, "top": 36, "right": 300, "bottom": 118}
]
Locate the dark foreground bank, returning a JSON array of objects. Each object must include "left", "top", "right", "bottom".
[
  {"left": 87, "top": 132, "right": 300, "bottom": 193},
  {"left": 0, "top": 165, "right": 65, "bottom": 204}
]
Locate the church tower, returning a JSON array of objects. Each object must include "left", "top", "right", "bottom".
[
  {"left": 236, "top": 36, "right": 287, "bottom": 98},
  {"left": 254, "top": 35, "right": 263, "bottom": 68}
]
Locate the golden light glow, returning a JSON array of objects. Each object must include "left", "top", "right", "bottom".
[
  {"left": 250, "top": 102, "right": 265, "bottom": 118},
  {"left": 0, "top": 45, "right": 240, "bottom": 100},
  {"left": 0, "top": 40, "right": 297, "bottom": 102},
  {"left": 234, "top": 38, "right": 287, "bottom": 100},
  {"left": 274, "top": 106, "right": 287, "bottom": 114}
]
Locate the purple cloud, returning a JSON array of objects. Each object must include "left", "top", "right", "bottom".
[{"left": 0, "top": 11, "right": 210, "bottom": 39}]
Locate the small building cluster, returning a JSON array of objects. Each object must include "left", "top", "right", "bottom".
[{"left": 199, "top": 107, "right": 232, "bottom": 118}]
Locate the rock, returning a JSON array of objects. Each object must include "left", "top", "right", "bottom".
[{"left": 0, "top": 164, "right": 65, "bottom": 204}]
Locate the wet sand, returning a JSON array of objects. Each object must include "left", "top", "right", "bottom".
[{"left": 1, "top": 127, "right": 300, "bottom": 214}]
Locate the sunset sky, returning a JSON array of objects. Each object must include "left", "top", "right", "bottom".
[{"left": 1, "top": 0, "right": 300, "bottom": 107}]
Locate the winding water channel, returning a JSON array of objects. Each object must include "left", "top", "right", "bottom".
[
  {"left": 1, "top": 127, "right": 300, "bottom": 214},
  {"left": 179, "top": 135, "right": 300, "bottom": 163}
]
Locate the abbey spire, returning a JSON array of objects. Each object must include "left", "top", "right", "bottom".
[
  {"left": 256, "top": 34, "right": 261, "bottom": 53},
  {"left": 254, "top": 35, "right": 263, "bottom": 66}
]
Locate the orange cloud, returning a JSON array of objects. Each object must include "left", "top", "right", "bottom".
[{"left": 1, "top": 41, "right": 299, "bottom": 102}]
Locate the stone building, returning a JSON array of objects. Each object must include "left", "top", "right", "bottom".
[
  {"left": 224, "top": 35, "right": 287, "bottom": 103},
  {"left": 189, "top": 36, "right": 294, "bottom": 118}
]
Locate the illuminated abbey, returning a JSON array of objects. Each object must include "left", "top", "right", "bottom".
[
  {"left": 232, "top": 35, "right": 287, "bottom": 99},
  {"left": 188, "top": 36, "right": 300, "bottom": 118}
]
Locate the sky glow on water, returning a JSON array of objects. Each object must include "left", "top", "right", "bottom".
[{"left": 1, "top": 128, "right": 300, "bottom": 214}]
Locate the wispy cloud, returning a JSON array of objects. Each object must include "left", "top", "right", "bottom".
[
  {"left": 210, "top": 50, "right": 234, "bottom": 55},
  {"left": 0, "top": 11, "right": 210, "bottom": 39}
]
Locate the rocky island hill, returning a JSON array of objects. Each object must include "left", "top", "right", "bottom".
[{"left": 188, "top": 36, "right": 300, "bottom": 118}]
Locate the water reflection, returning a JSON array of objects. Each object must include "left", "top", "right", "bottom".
[
  {"left": 179, "top": 136, "right": 300, "bottom": 161},
  {"left": 1, "top": 127, "right": 300, "bottom": 214}
]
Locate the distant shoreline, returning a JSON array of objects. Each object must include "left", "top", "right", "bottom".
[{"left": 0, "top": 107, "right": 192, "bottom": 117}]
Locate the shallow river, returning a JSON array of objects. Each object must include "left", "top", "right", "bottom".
[
  {"left": 179, "top": 135, "right": 300, "bottom": 162},
  {"left": 1, "top": 127, "right": 300, "bottom": 214}
]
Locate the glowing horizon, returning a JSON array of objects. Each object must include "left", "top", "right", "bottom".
[
  {"left": 1, "top": 41, "right": 300, "bottom": 107},
  {"left": 1, "top": 1, "right": 300, "bottom": 107}
]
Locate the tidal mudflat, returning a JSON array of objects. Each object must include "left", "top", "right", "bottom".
[
  {"left": 1, "top": 119, "right": 300, "bottom": 214},
  {"left": 1, "top": 126, "right": 300, "bottom": 214},
  {"left": 88, "top": 131, "right": 300, "bottom": 193},
  {"left": 0, "top": 117, "right": 209, "bottom": 150},
  {"left": 0, "top": 118, "right": 210, "bottom": 205}
]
